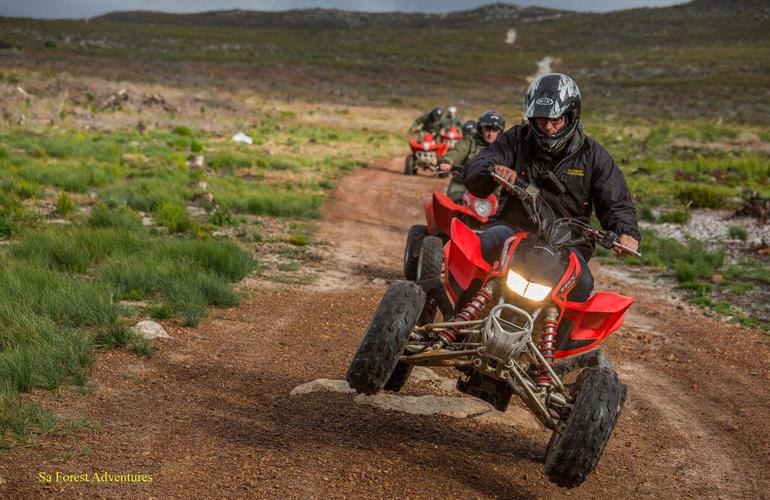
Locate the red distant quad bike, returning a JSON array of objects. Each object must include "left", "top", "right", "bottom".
[
  {"left": 403, "top": 190, "right": 497, "bottom": 281},
  {"left": 347, "top": 173, "right": 641, "bottom": 488},
  {"left": 404, "top": 132, "right": 449, "bottom": 176},
  {"left": 440, "top": 125, "right": 463, "bottom": 149}
]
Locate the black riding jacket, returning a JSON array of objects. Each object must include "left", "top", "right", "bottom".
[{"left": 462, "top": 122, "right": 641, "bottom": 262}]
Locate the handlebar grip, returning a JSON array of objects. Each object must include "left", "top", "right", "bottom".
[{"left": 600, "top": 230, "right": 617, "bottom": 249}]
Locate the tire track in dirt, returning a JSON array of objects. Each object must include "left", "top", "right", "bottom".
[
  {"left": 619, "top": 363, "right": 743, "bottom": 497},
  {"left": 0, "top": 158, "right": 768, "bottom": 498}
]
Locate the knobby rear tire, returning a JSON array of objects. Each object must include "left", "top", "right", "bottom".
[
  {"left": 416, "top": 235, "right": 443, "bottom": 281},
  {"left": 404, "top": 155, "right": 416, "bottom": 175},
  {"left": 403, "top": 224, "right": 427, "bottom": 281}
]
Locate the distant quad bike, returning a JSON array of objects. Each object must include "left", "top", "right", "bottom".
[
  {"left": 347, "top": 173, "right": 641, "bottom": 488},
  {"left": 403, "top": 189, "right": 497, "bottom": 282},
  {"left": 440, "top": 125, "right": 464, "bottom": 149},
  {"left": 404, "top": 132, "right": 449, "bottom": 176}
]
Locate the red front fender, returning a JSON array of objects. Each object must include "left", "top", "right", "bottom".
[
  {"left": 555, "top": 292, "right": 634, "bottom": 359},
  {"left": 443, "top": 219, "right": 492, "bottom": 303}
]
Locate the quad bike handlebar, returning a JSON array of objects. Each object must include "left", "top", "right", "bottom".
[{"left": 490, "top": 172, "right": 641, "bottom": 257}]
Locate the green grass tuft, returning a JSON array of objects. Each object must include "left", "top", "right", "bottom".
[
  {"left": 55, "top": 192, "right": 76, "bottom": 217},
  {"left": 155, "top": 203, "right": 195, "bottom": 234}
]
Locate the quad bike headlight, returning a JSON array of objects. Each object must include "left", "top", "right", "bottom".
[
  {"left": 473, "top": 199, "right": 493, "bottom": 218},
  {"left": 506, "top": 270, "right": 552, "bottom": 302}
]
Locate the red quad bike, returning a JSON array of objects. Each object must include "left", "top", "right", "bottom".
[
  {"left": 347, "top": 173, "right": 641, "bottom": 488},
  {"left": 440, "top": 125, "right": 463, "bottom": 149},
  {"left": 403, "top": 188, "right": 498, "bottom": 282},
  {"left": 404, "top": 132, "right": 449, "bottom": 176}
]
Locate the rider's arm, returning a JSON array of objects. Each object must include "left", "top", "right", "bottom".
[
  {"left": 409, "top": 113, "right": 427, "bottom": 133},
  {"left": 462, "top": 129, "right": 517, "bottom": 197},
  {"left": 590, "top": 144, "right": 642, "bottom": 245},
  {"left": 438, "top": 137, "right": 471, "bottom": 168}
]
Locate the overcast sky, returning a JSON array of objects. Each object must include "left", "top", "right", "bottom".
[{"left": 0, "top": 0, "right": 689, "bottom": 19}]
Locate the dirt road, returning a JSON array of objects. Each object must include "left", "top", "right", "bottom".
[{"left": 1, "top": 158, "right": 769, "bottom": 498}]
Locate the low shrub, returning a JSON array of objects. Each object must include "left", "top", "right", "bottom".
[
  {"left": 675, "top": 184, "right": 727, "bottom": 209},
  {"left": 88, "top": 204, "right": 143, "bottom": 230},
  {"left": 55, "top": 192, "right": 75, "bottom": 216},
  {"left": 728, "top": 225, "right": 748, "bottom": 241},
  {"left": 155, "top": 203, "right": 194, "bottom": 234}
]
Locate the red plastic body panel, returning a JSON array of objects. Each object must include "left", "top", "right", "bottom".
[
  {"left": 440, "top": 126, "right": 463, "bottom": 141},
  {"left": 409, "top": 133, "right": 449, "bottom": 156},
  {"left": 443, "top": 219, "right": 492, "bottom": 302},
  {"left": 555, "top": 292, "right": 634, "bottom": 359},
  {"left": 424, "top": 192, "right": 498, "bottom": 237},
  {"left": 442, "top": 223, "right": 633, "bottom": 355},
  {"left": 550, "top": 251, "right": 582, "bottom": 311},
  {"left": 496, "top": 232, "right": 528, "bottom": 272}
]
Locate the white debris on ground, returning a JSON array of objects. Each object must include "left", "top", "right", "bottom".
[
  {"left": 410, "top": 366, "right": 458, "bottom": 393},
  {"left": 355, "top": 393, "right": 491, "bottom": 418},
  {"left": 641, "top": 208, "right": 770, "bottom": 253},
  {"left": 355, "top": 393, "right": 541, "bottom": 430},
  {"left": 130, "top": 320, "right": 170, "bottom": 340},
  {"left": 505, "top": 28, "right": 517, "bottom": 45},
  {"left": 186, "top": 154, "right": 205, "bottom": 169},
  {"left": 232, "top": 131, "right": 253, "bottom": 144},
  {"left": 410, "top": 366, "right": 442, "bottom": 383},
  {"left": 528, "top": 56, "right": 555, "bottom": 82},
  {"left": 290, "top": 378, "right": 356, "bottom": 396},
  {"left": 290, "top": 374, "right": 541, "bottom": 430}
]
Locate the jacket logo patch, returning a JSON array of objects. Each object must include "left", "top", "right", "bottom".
[{"left": 566, "top": 168, "right": 584, "bottom": 177}]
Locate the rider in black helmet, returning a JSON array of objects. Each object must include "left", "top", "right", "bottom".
[
  {"left": 439, "top": 111, "right": 505, "bottom": 202},
  {"left": 462, "top": 73, "right": 640, "bottom": 304},
  {"left": 409, "top": 106, "right": 444, "bottom": 138},
  {"left": 461, "top": 120, "right": 478, "bottom": 137}
]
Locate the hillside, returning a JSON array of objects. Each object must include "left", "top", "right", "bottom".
[
  {"left": 94, "top": 4, "right": 568, "bottom": 30},
  {"left": 1, "top": 0, "right": 769, "bottom": 122}
]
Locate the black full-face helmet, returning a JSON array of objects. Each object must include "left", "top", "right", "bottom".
[
  {"left": 477, "top": 110, "right": 505, "bottom": 132},
  {"left": 524, "top": 73, "right": 581, "bottom": 154},
  {"left": 461, "top": 120, "right": 477, "bottom": 137},
  {"left": 430, "top": 106, "right": 443, "bottom": 121}
]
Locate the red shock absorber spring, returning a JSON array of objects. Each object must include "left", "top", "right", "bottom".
[
  {"left": 536, "top": 308, "right": 560, "bottom": 386},
  {"left": 438, "top": 286, "right": 494, "bottom": 345}
]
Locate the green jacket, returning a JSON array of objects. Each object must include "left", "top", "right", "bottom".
[
  {"left": 439, "top": 133, "right": 487, "bottom": 168},
  {"left": 409, "top": 112, "right": 443, "bottom": 137},
  {"left": 441, "top": 116, "right": 462, "bottom": 131}
]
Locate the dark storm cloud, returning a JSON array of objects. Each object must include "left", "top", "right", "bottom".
[{"left": 0, "top": 0, "right": 689, "bottom": 19}]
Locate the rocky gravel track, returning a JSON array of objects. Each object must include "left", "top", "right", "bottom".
[{"left": 1, "top": 158, "right": 768, "bottom": 499}]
